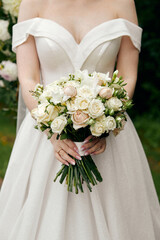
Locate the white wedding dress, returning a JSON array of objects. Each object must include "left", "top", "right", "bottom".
[{"left": 0, "top": 17, "right": 160, "bottom": 240}]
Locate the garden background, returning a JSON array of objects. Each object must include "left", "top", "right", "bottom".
[{"left": 0, "top": 0, "right": 160, "bottom": 199}]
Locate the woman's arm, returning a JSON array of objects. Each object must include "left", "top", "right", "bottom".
[
  {"left": 116, "top": 0, "right": 140, "bottom": 99},
  {"left": 16, "top": 0, "right": 40, "bottom": 112}
]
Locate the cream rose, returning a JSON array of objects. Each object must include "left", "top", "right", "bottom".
[
  {"left": 51, "top": 115, "right": 67, "bottom": 134},
  {"left": 99, "top": 87, "right": 113, "bottom": 99},
  {"left": 71, "top": 110, "right": 89, "bottom": 130},
  {"left": 88, "top": 99, "right": 105, "bottom": 118},
  {"left": 66, "top": 98, "right": 78, "bottom": 113},
  {"left": 64, "top": 85, "right": 77, "bottom": 97},
  {"left": 0, "top": 61, "right": 17, "bottom": 81},
  {"left": 107, "top": 97, "right": 122, "bottom": 111},
  {"left": 75, "top": 97, "right": 90, "bottom": 110},
  {"left": 105, "top": 116, "right": 116, "bottom": 131},
  {"left": 2, "top": 0, "right": 21, "bottom": 17},
  {"left": 0, "top": 20, "right": 10, "bottom": 41},
  {"left": 77, "top": 85, "right": 94, "bottom": 98},
  {"left": 90, "top": 121, "right": 105, "bottom": 136},
  {"left": 31, "top": 104, "right": 58, "bottom": 124}
]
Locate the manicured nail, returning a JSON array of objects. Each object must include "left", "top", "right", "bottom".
[
  {"left": 74, "top": 147, "right": 79, "bottom": 153},
  {"left": 71, "top": 161, "right": 75, "bottom": 165},
  {"left": 76, "top": 155, "right": 82, "bottom": 160},
  {"left": 84, "top": 139, "right": 88, "bottom": 143},
  {"left": 65, "top": 162, "right": 69, "bottom": 166}
]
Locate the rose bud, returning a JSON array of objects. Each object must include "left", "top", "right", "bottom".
[
  {"left": 99, "top": 87, "right": 113, "bottom": 99},
  {"left": 64, "top": 85, "right": 77, "bottom": 97}
]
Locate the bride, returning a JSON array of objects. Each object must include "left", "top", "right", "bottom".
[{"left": 0, "top": 0, "right": 160, "bottom": 239}]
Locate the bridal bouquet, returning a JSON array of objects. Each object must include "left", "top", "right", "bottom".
[{"left": 30, "top": 70, "right": 133, "bottom": 194}]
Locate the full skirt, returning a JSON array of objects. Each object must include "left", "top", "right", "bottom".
[{"left": 0, "top": 112, "right": 160, "bottom": 240}]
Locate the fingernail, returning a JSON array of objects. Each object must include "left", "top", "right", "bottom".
[
  {"left": 84, "top": 152, "right": 88, "bottom": 156},
  {"left": 84, "top": 139, "right": 88, "bottom": 143},
  {"left": 71, "top": 161, "right": 75, "bottom": 165},
  {"left": 76, "top": 156, "right": 82, "bottom": 160},
  {"left": 74, "top": 147, "right": 79, "bottom": 153},
  {"left": 66, "top": 162, "right": 69, "bottom": 166}
]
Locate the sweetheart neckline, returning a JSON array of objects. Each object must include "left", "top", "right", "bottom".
[{"left": 14, "top": 17, "right": 142, "bottom": 46}]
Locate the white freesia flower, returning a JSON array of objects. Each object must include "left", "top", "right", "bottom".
[
  {"left": 90, "top": 121, "right": 105, "bottom": 137},
  {"left": 107, "top": 97, "right": 122, "bottom": 111},
  {"left": 74, "top": 69, "right": 89, "bottom": 81},
  {"left": 93, "top": 71, "right": 111, "bottom": 85},
  {"left": 64, "top": 80, "right": 80, "bottom": 88},
  {"left": 0, "top": 20, "right": 10, "bottom": 41},
  {"left": 75, "top": 97, "right": 90, "bottom": 110},
  {"left": 47, "top": 85, "right": 64, "bottom": 104},
  {"left": 105, "top": 116, "right": 116, "bottom": 131},
  {"left": 88, "top": 99, "right": 105, "bottom": 118},
  {"left": 0, "top": 80, "right": 5, "bottom": 87},
  {"left": 0, "top": 60, "right": 17, "bottom": 81},
  {"left": 2, "top": 0, "right": 21, "bottom": 17},
  {"left": 51, "top": 115, "right": 67, "bottom": 134},
  {"left": 31, "top": 103, "right": 58, "bottom": 125},
  {"left": 39, "top": 89, "right": 53, "bottom": 103}
]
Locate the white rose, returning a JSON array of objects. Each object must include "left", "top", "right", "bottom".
[
  {"left": 77, "top": 85, "right": 95, "bottom": 98},
  {"left": 0, "top": 20, "right": 10, "bottom": 41},
  {"left": 66, "top": 98, "right": 78, "bottom": 113},
  {"left": 51, "top": 115, "right": 67, "bottom": 134},
  {"left": 31, "top": 103, "right": 58, "bottom": 124},
  {"left": 0, "top": 80, "right": 5, "bottom": 87},
  {"left": 2, "top": 0, "right": 21, "bottom": 17},
  {"left": 75, "top": 97, "right": 90, "bottom": 110},
  {"left": 88, "top": 99, "right": 105, "bottom": 118},
  {"left": 105, "top": 116, "right": 116, "bottom": 131},
  {"left": 90, "top": 121, "right": 105, "bottom": 137},
  {"left": 107, "top": 97, "right": 122, "bottom": 111},
  {"left": 0, "top": 61, "right": 17, "bottom": 81}
]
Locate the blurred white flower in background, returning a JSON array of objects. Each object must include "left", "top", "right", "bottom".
[
  {"left": 0, "top": 20, "right": 10, "bottom": 41},
  {"left": 0, "top": 80, "right": 5, "bottom": 87},
  {"left": 0, "top": 60, "right": 18, "bottom": 81},
  {"left": 2, "top": 0, "right": 22, "bottom": 17}
]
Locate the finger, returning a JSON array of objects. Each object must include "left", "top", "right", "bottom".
[
  {"left": 64, "top": 139, "right": 79, "bottom": 153},
  {"left": 59, "top": 150, "right": 76, "bottom": 165},
  {"left": 83, "top": 135, "right": 96, "bottom": 144},
  {"left": 84, "top": 141, "right": 102, "bottom": 155},
  {"left": 55, "top": 152, "right": 69, "bottom": 166},
  {"left": 62, "top": 144, "right": 82, "bottom": 160},
  {"left": 92, "top": 145, "right": 106, "bottom": 155},
  {"left": 81, "top": 138, "right": 100, "bottom": 150}
]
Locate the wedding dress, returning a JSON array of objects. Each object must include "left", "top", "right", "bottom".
[{"left": 0, "top": 17, "right": 160, "bottom": 240}]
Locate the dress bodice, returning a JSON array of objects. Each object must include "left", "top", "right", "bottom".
[{"left": 12, "top": 17, "right": 142, "bottom": 86}]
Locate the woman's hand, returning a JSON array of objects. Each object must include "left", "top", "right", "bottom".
[
  {"left": 50, "top": 135, "right": 82, "bottom": 166},
  {"left": 81, "top": 135, "right": 106, "bottom": 156}
]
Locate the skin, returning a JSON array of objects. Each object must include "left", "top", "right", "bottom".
[{"left": 16, "top": 0, "right": 140, "bottom": 166}]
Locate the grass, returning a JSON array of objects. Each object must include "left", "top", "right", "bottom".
[{"left": 0, "top": 111, "right": 160, "bottom": 201}]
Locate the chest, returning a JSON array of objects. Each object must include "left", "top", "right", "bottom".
[{"left": 39, "top": 0, "right": 117, "bottom": 44}]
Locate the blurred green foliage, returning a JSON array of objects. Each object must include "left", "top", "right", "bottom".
[{"left": 131, "top": 0, "right": 160, "bottom": 118}]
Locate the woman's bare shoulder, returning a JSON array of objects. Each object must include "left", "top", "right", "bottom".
[
  {"left": 114, "top": 0, "right": 138, "bottom": 25},
  {"left": 17, "top": 0, "right": 42, "bottom": 23}
]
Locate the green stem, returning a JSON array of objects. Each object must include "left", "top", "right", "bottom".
[{"left": 53, "top": 164, "right": 65, "bottom": 182}]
